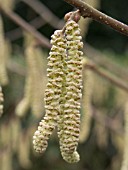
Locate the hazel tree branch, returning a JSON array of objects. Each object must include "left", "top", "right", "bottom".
[{"left": 64, "top": 0, "right": 128, "bottom": 36}]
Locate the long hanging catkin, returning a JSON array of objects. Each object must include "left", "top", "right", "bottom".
[
  {"left": 120, "top": 102, "right": 128, "bottom": 170},
  {"left": 16, "top": 34, "right": 45, "bottom": 118},
  {"left": 33, "top": 11, "right": 83, "bottom": 163},
  {"left": 0, "top": 15, "right": 9, "bottom": 85},
  {"left": 79, "top": 59, "right": 93, "bottom": 143},
  {"left": 0, "top": 86, "right": 4, "bottom": 116},
  {"left": 33, "top": 30, "right": 67, "bottom": 153},
  {"left": 58, "top": 19, "right": 83, "bottom": 163}
]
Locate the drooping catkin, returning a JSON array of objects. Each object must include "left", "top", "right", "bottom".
[
  {"left": 0, "top": 15, "right": 9, "bottom": 85},
  {"left": 94, "top": 111, "right": 108, "bottom": 148},
  {"left": 79, "top": 60, "right": 93, "bottom": 143},
  {"left": 18, "top": 131, "right": 32, "bottom": 169},
  {"left": 58, "top": 20, "right": 83, "bottom": 163},
  {"left": 30, "top": 47, "right": 46, "bottom": 117},
  {"left": 0, "top": 123, "right": 12, "bottom": 170},
  {"left": 15, "top": 74, "right": 32, "bottom": 117},
  {"left": 16, "top": 35, "right": 45, "bottom": 118},
  {"left": 120, "top": 102, "right": 128, "bottom": 170},
  {"left": 1, "top": 148, "right": 13, "bottom": 170},
  {"left": 0, "top": 86, "right": 4, "bottom": 116},
  {"left": 0, "top": 0, "right": 15, "bottom": 11},
  {"left": 33, "top": 30, "right": 67, "bottom": 153},
  {"left": 10, "top": 117, "right": 21, "bottom": 152}
]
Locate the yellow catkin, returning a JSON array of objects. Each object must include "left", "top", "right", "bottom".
[
  {"left": 33, "top": 30, "right": 67, "bottom": 153},
  {"left": 18, "top": 131, "right": 32, "bottom": 169},
  {"left": 0, "top": 86, "right": 4, "bottom": 116},
  {"left": 0, "top": 123, "right": 12, "bottom": 170},
  {"left": 79, "top": 62, "right": 93, "bottom": 143},
  {"left": 0, "top": 15, "right": 9, "bottom": 85},
  {"left": 31, "top": 48, "right": 47, "bottom": 115},
  {"left": 94, "top": 114, "right": 108, "bottom": 148},
  {"left": 92, "top": 73, "right": 110, "bottom": 106},
  {"left": 29, "top": 46, "right": 45, "bottom": 118},
  {"left": 16, "top": 35, "right": 45, "bottom": 118},
  {"left": 15, "top": 72, "right": 32, "bottom": 117},
  {"left": 1, "top": 148, "right": 12, "bottom": 170},
  {"left": 0, "top": 0, "right": 15, "bottom": 11},
  {"left": 120, "top": 102, "right": 128, "bottom": 170},
  {"left": 58, "top": 20, "right": 83, "bottom": 163},
  {"left": 10, "top": 117, "right": 21, "bottom": 152}
]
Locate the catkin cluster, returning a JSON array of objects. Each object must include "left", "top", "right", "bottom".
[
  {"left": 79, "top": 59, "right": 93, "bottom": 143},
  {"left": 0, "top": 86, "right": 4, "bottom": 116},
  {"left": 33, "top": 15, "right": 83, "bottom": 163}
]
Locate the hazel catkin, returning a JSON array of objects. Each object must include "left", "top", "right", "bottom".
[
  {"left": 33, "top": 30, "right": 67, "bottom": 153},
  {"left": 0, "top": 86, "right": 4, "bottom": 116},
  {"left": 58, "top": 19, "right": 83, "bottom": 163}
]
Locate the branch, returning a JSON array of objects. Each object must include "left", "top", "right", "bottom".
[
  {"left": 0, "top": 8, "right": 51, "bottom": 48},
  {"left": 84, "top": 62, "right": 128, "bottom": 92},
  {"left": 64, "top": 0, "right": 128, "bottom": 36}
]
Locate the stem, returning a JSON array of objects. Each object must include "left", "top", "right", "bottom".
[{"left": 64, "top": 0, "right": 128, "bottom": 36}]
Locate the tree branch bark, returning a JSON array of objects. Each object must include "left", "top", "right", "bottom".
[{"left": 64, "top": 0, "right": 128, "bottom": 36}]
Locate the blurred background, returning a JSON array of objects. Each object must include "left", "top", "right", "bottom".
[{"left": 0, "top": 0, "right": 128, "bottom": 170}]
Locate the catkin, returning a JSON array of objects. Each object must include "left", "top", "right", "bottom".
[
  {"left": 79, "top": 62, "right": 93, "bottom": 143},
  {"left": 0, "top": 86, "right": 4, "bottom": 116},
  {"left": 16, "top": 36, "right": 45, "bottom": 118},
  {"left": 0, "top": 123, "right": 12, "bottom": 170},
  {"left": 33, "top": 30, "right": 67, "bottom": 153},
  {"left": 58, "top": 20, "right": 83, "bottom": 163},
  {"left": 0, "top": 15, "right": 9, "bottom": 85},
  {"left": 15, "top": 74, "right": 32, "bottom": 117},
  {"left": 18, "top": 131, "right": 32, "bottom": 169},
  {"left": 0, "top": 0, "right": 15, "bottom": 11},
  {"left": 120, "top": 102, "right": 128, "bottom": 170}
]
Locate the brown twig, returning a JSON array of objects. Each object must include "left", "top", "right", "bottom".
[
  {"left": 84, "top": 62, "right": 128, "bottom": 92},
  {"left": 64, "top": 0, "right": 128, "bottom": 36},
  {"left": 1, "top": 8, "right": 51, "bottom": 48}
]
